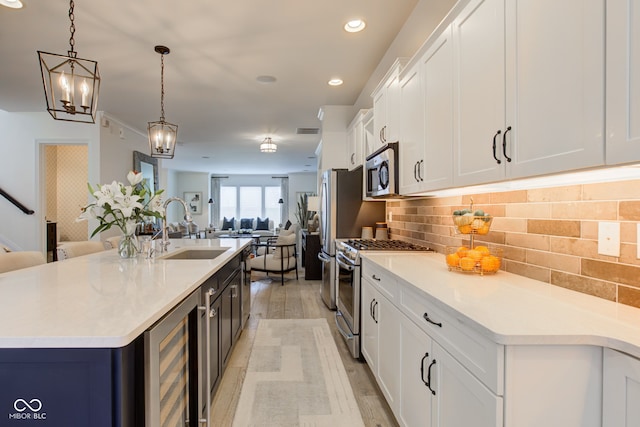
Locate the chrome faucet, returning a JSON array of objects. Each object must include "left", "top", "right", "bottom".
[{"left": 159, "top": 197, "right": 193, "bottom": 252}]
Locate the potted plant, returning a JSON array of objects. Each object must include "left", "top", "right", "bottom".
[{"left": 295, "top": 193, "right": 309, "bottom": 230}]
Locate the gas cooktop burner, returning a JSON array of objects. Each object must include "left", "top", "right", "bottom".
[{"left": 345, "top": 239, "right": 433, "bottom": 251}]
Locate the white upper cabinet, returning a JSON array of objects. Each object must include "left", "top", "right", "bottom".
[
  {"left": 371, "top": 59, "right": 408, "bottom": 157},
  {"left": 399, "top": 61, "right": 425, "bottom": 195},
  {"left": 399, "top": 26, "right": 454, "bottom": 195},
  {"left": 347, "top": 109, "right": 371, "bottom": 171},
  {"left": 606, "top": 0, "right": 640, "bottom": 165},
  {"left": 453, "top": 0, "right": 605, "bottom": 187}
]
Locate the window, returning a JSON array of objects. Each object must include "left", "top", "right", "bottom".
[
  {"left": 220, "top": 186, "right": 237, "bottom": 220},
  {"left": 218, "top": 185, "right": 281, "bottom": 224}
]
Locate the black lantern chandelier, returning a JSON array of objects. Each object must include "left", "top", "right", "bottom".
[
  {"left": 37, "top": 0, "right": 100, "bottom": 124},
  {"left": 148, "top": 45, "right": 178, "bottom": 159}
]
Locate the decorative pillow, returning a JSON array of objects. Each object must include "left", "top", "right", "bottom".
[
  {"left": 273, "top": 233, "right": 296, "bottom": 259},
  {"left": 222, "top": 217, "right": 235, "bottom": 230},
  {"left": 240, "top": 218, "right": 253, "bottom": 230},
  {"left": 256, "top": 217, "right": 269, "bottom": 230},
  {"left": 284, "top": 220, "right": 292, "bottom": 230}
]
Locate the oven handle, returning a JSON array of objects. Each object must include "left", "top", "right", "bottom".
[
  {"left": 318, "top": 251, "right": 331, "bottom": 263},
  {"left": 336, "top": 252, "right": 356, "bottom": 271},
  {"left": 335, "top": 311, "right": 355, "bottom": 341}
]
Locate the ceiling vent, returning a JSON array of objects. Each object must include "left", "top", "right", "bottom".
[{"left": 296, "top": 127, "right": 320, "bottom": 135}]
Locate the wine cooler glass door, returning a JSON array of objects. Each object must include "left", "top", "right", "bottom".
[{"left": 145, "top": 290, "right": 200, "bottom": 427}]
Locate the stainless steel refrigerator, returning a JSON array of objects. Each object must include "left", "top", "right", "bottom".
[{"left": 318, "top": 167, "right": 386, "bottom": 309}]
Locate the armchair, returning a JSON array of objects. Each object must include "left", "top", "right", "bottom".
[{"left": 250, "top": 233, "right": 298, "bottom": 285}]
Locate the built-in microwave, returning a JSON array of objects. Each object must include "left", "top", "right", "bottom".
[{"left": 365, "top": 142, "right": 399, "bottom": 198}]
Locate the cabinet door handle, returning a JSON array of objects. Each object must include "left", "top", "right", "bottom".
[
  {"left": 350, "top": 153, "right": 355, "bottom": 165},
  {"left": 371, "top": 274, "right": 381, "bottom": 281},
  {"left": 419, "top": 159, "right": 424, "bottom": 181},
  {"left": 208, "top": 287, "right": 216, "bottom": 296},
  {"left": 426, "top": 359, "right": 437, "bottom": 395},
  {"left": 414, "top": 161, "right": 418, "bottom": 182},
  {"left": 492, "top": 130, "right": 502, "bottom": 164},
  {"left": 373, "top": 300, "right": 379, "bottom": 324},
  {"left": 423, "top": 312, "right": 442, "bottom": 328},
  {"left": 209, "top": 307, "right": 217, "bottom": 318},
  {"left": 502, "top": 126, "right": 512, "bottom": 162},
  {"left": 420, "top": 352, "right": 430, "bottom": 386},
  {"left": 380, "top": 126, "right": 387, "bottom": 143},
  {"left": 370, "top": 298, "right": 375, "bottom": 319}
]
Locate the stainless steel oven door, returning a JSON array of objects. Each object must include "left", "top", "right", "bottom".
[{"left": 335, "top": 251, "right": 361, "bottom": 359}]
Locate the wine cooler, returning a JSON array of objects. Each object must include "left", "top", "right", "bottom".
[{"left": 145, "top": 290, "right": 202, "bottom": 427}]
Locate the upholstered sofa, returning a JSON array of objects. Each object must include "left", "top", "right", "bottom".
[{"left": 205, "top": 217, "right": 275, "bottom": 239}]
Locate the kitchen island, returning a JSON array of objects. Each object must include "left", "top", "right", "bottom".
[
  {"left": 0, "top": 238, "right": 252, "bottom": 427},
  {"left": 361, "top": 252, "right": 640, "bottom": 427}
]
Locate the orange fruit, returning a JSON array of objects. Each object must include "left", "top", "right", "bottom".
[
  {"left": 459, "top": 257, "right": 477, "bottom": 271},
  {"left": 477, "top": 224, "right": 490, "bottom": 235},
  {"left": 474, "top": 246, "right": 491, "bottom": 256},
  {"left": 456, "top": 246, "right": 470, "bottom": 258},
  {"left": 481, "top": 255, "right": 501, "bottom": 273},
  {"left": 458, "top": 224, "right": 472, "bottom": 234},
  {"left": 467, "top": 249, "right": 484, "bottom": 261},
  {"left": 446, "top": 252, "right": 460, "bottom": 267}
]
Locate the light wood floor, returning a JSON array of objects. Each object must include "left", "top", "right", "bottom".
[{"left": 210, "top": 268, "right": 399, "bottom": 427}]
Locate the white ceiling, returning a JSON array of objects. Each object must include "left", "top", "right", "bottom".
[{"left": 0, "top": 0, "right": 422, "bottom": 175}]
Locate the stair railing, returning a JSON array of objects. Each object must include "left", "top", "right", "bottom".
[{"left": 0, "top": 187, "right": 34, "bottom": 215}]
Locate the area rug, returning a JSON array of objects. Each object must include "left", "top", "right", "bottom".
[{"left": 232, "top": 318, "right": 365, "bottom": 427}]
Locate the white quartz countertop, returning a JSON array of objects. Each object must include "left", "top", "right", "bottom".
[
  {"left": 362, "top": 252, "right": 640, "bottom": 359},
  {"left": 0, "top": 238, "right": 251, "bottom": 349}
]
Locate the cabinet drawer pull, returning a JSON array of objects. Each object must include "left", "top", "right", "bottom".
[
  {"left": 423, "top": 312, "right": 442, "bottom": 328},
  {"left": 492, "top": 130, "right": 502, "bottom": 164},
  {"left": 426, "top": 359, "right": 437, "bottom": 395},
  {"left": 209, "top": 308, "right": 217, "bottom": 318},
  {"left": 502, "top": 126, "right": 512, "bottom": 162},
  {"left": 371, "top": 274, "right": 381, "bottom": 281}
]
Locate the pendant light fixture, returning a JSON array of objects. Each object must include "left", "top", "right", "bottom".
[
  {"left": 260, "top": 137, "right": 277, "bottom": 153},
  {"left": 148, "top": 45, "right": 178, "bottom": 159},
  {"left": 37, "top": 0, "right": 100, "bottom": 124}
]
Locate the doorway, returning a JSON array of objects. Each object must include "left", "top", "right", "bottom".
[{"left": 41, "top": 143, "right": 89, "bottom": 260}]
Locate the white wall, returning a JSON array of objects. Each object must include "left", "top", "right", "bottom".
[
  {"left": 288, "top": 172, "right": 317, "bottom": 224},
  {"left": 170, "top": 171, "right": 210, "bottom": 229},
  {"left": 0, "top": 110, "right": 99, "bottom": 252}
]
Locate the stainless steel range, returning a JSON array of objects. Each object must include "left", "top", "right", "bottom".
[{"left": 334, "top": 239, "right": 433, "bottom": 359}]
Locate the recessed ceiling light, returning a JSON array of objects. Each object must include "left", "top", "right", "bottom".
[
  {"left": 256, "top": 75, "right": 277, "bottom": 84},
  {"left": 0, "top": 0, "right": 23, "bottom": 8},
  {"left": 344, "top": 19, "right": 366, "bottom": 33},
  {"left": 328, "top": 78, "right": 343, "bottom": 86}
]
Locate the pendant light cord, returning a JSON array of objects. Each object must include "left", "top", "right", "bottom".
[
  {"left": 67, "top": 0, "right": 77, "bottom": 58},
  {"left": 160, "top": 53, "right": 165, "bottom": 121}
]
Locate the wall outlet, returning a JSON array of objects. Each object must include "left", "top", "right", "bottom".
[
  {"left": 118, "top": 127, "right": 125, "bottom": 139},
  {"left": 598, "top": 222, "right": 620, "bottom": 257}
]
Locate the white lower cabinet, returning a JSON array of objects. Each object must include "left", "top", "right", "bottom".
[
  {"left": 361, "top": 275, "right": 401, "bottom": 411},
  {"left": 431, "top": 341, "right": 502, "bottom": 427},
  {"left": 603, "top": 348, "right": 640, "bottom": 427},
  {"left": 399, "top": 314, "right": 434, "bottom": 427}
]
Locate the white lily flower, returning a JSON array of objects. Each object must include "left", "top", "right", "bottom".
[
  {"left": 93, "top": 181, "right": 121, "bottom": 207},
  {"left": 148, "top": 194, "right": 165, "bottom": 215},
  {"left": 76, "top": 205, "right": 97, "bottom": 222},
  {"left": 127, "top": 170, "right": 144, "bottom": 186},
  {"left": 113, "top": 186, "right": 143, "bottom": 218}
]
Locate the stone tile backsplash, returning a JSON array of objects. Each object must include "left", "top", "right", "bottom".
[{"left": 387, "top": 180, "right": 640, "bottom": 309}]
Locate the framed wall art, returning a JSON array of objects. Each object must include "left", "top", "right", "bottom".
[{"left": 184, "top": 191, "right": 202, "bottom": 215}]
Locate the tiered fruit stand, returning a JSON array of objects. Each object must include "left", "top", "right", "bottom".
[{"left": 446, "top": 200, "right": 502, "bottom": 275}]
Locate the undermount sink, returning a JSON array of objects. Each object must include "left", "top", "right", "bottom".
[{"left": 159, "top": 248, "right": 228, "bottom": 260}]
